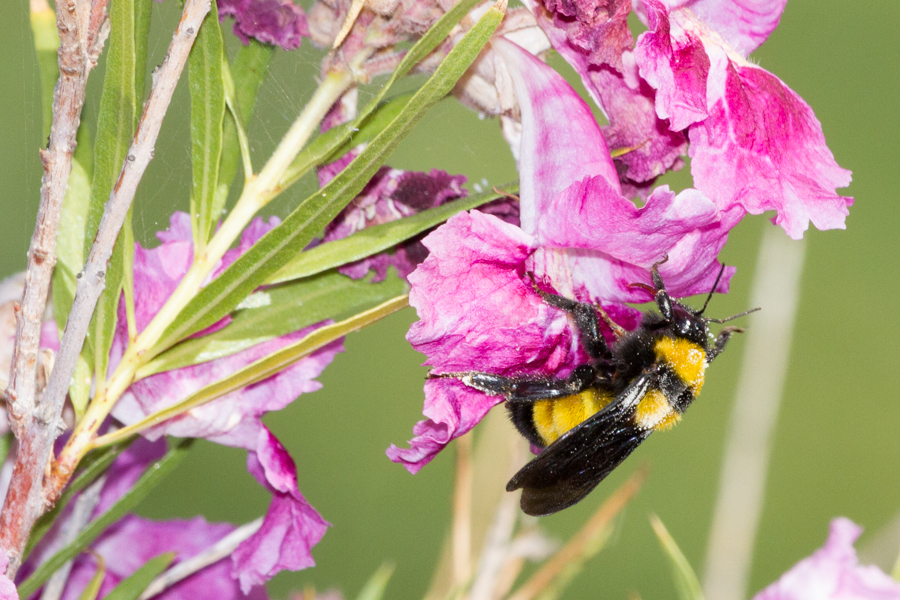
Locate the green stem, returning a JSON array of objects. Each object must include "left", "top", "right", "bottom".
[{"left": 55, "top": 64, "right": 357, "bottom": 477}]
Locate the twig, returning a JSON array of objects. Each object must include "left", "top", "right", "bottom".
[
  {"left": 0, "top": 0, "right": 108, "bottom": 576},
  {"left": 39, "top": 474, "right": 108, "bottom": 600},
  {"left": 0, "top": 0, "right": 210, "bottom": 577},
  {"left": 43, "top": 0, "right": 211, "bottom": 504},
  {"left": 138, "top": 518, "right": 263, "bottom": 599},
  {"left": 506, "top": 467, "right": 647, "bottom": 600},
  {"left": 702, "top": 228, "right": 806, "bottom": 600}
]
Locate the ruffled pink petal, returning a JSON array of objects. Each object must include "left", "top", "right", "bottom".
[
  {"left": 386, "top": 378, "right": 505, "bottom": 473},
  {"left": 541, "top": 177, "right": 732, "bottom": 302},
  {"left": 635, "top": 0, "right": 710, "bottom": 131},
  {"left": 637, "top": 0, "right": 788, "bottom": 58},
  {"left": 388, "top": 211, "right": 581, "bottom": 471},
  {"left": 405, "top": 211, "right": 575, "bottom": 375},
  {"left": 753, "top": 518, "right": 900, "bottom": 600},
  {"left": 233, "top": 430, "right": 329, "bottom": 592},
  {"left": 635, "top": 0, "right": 852, "bottom": 239},
  {"left": 62, "top": 516, "right": 267, "bottom": 600},
  {"left": 531, "top": 2, "right": 687, "bottom": 188},
  {"left": 689, "top": 62, "right": 853, "bottom": 239},
  {"left": 219, "top": 0, "right": 308, "bottom": 50},
  {"left": 491, "top": 38, "right": 620, "bottom": 233},
  {"left": 539, "top": 0, "right": 632, "bottom": 70}
]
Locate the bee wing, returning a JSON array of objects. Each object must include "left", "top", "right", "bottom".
[{"left": 506, "top": 371, "right": 656, "bottom": 516}]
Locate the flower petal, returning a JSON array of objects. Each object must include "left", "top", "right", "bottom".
[
  {"left": 233, "top": 429, "right": 329, "bottom": 592},
  {"left": 219, "top": 0, "right": 309, "bottom": 50},
  {"left": 388, "top": 211, "right": 580, "bottom": 471},
  {"left": 63, "top": 516, "right": 267, "bottom": 600},
  {"left": 689, "top": 62, "right": 853, "bottom": 239},
  {"left": 491, "top": 38, "right": 620, "bottom": 233},
  {"left": 636, "top": 0, "right": 788, "bottom": 58},
  {"left": 529, "top": 1, "right": 687, "bottom": 187},
  {"left": 0, "top": 555, "right": 16, "bottom": 600},
  {"left": 753, "top": 518, "right": 900, "bottom": 600},
  {"left": 322, "top": 167, "right": 469, "bottom": 281},
  {"left": 635, "top": 0, "right": 853, "bottom": 239}
]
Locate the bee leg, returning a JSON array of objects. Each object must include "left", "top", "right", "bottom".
[
  {"left": 708, "top": 326, "right": 745, "bottom": 361},
  {"left": 533, "top": 290, "right": 613, "bottom": 361},
  {"left": 435, "top": 365, "right": 598, "bottom": 402}
]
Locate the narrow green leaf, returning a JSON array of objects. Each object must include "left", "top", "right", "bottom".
[
  {"left": 104, "top": 552, "right": 176, "bottom": 600},
  {"left": 52, "top": 159, "right": 92, "bottom": 329},
  {"left": 77, "top": 556, "right": 107, "bottom": 600},
  {"left": 122, "top": 207, "right": 138, "bottom": 340},
  {"left": 139, "top": 271, "right": 406, "bottom": 377},
  {"left": 87, "top": 0, "right": 139, "bottom": 387},
  {"left": 98, "top": 297, "right": 408, "bottom": 448},
  {"left": 134, "top": 0, "right": 152, "bottom": 103},
  {"left": 0, "top": 433, "right": 11, "bottom": 468},
  {"left": 281, "top": 93, "right": 412, "bottom": 191},
  {"left": 29, "top": 3, "right": 60, "bottom": 140},
  {"left": 279, "top": 0, "right": 487, "bottom": 190},
  {"left": 220, "top": 40, "right": 273, "bottom": 190},
  {"left": 356, "top": 563, "right": 395, "bottom": 600},
  {"left": 189, "top": 0, "right": 227, "bottom": 248},
  {"left": 267, "top": 183, "right": 518, "bottom": 285},
  {"left": 150, "top": 4, "right": 504, "bottom": 354},
  {"left": 18, "top": 440, "right": 193, "bottom": 599},
  {"left": 650, "top": 515, "right": 706, "bottom": 600},
  {"left": 25, "top": 440, "right": 135, "bottom": 559}
]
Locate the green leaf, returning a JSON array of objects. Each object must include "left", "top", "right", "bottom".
[
  {"left": 104, "top": 553, "right": 176, "bottom": 600},
  {"left": 189, "top": 0, "right": 227, "bottom": 249},
  {"left": 134, "top": 0, "right": 152, "bottom": 103},
  {"left": 219, "top": 40, "right": 273, "bottom": 190},
  {"left": 149, "top": 3, "right": 504, "bottom": 355},
  {"left": 29, "top": 3, "right": 60, "bottom": 140},
  {"left": 356, "top": 563, "right": 395, "bottom": 600},
  {"left": 281, "top": 93, "right": 412, "bottom": 191},
  {"left": 87, "top": 0, "right": 140, "bottom": 388},
  {"left": 267, "top": 182, "right": 518, "bottom": 284},
  {"left": 139, "top": 271, "right": 406, "bottom": 377},
  {"left": 18, "top": 439, "right": 193, "bottom": 599},
  {"left": 650, "top": 514, "right": 706, "bottom": 600},
  {"left": 24, "top": 439, "right": 136, "bottom": 559},
  {"left": 97, "top": 297, "right": 407, "bottom": 448},
  {"left": 52, "top": 158, "right": 92, "bottom": 330},
  {"left": 77, "top": 556, "right": 107, "bottom": 600},
  {"left": 280, "top": 0, "right": 487, "bottom": 190},
  {"left": 0, "top": 433, "right": 11, "bottom": 468}
]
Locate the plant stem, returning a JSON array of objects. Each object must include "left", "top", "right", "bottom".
[
  {"left": 0, "top": 0, "right": 108, "bottom": 577},
  {"left": 38, "top": 0, "right": 212, "bottom": 512},
  {"left": 50, "top": 65, "right": 357, "bottom": 501}
]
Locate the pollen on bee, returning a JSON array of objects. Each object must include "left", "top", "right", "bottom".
[
  {"left": 635, "top": 389, "right": 681, "bottom": 431},
  {"left": 655, "top": 337, "right": 707, "bottom": 393}
]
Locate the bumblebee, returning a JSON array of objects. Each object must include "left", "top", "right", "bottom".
[{"left": 444, "top": 262, "right": 757, "bottom": 516}]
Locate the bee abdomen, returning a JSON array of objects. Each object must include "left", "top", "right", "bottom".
[{"left": 522, "top": 387, "right": 615, "bottom": 446}]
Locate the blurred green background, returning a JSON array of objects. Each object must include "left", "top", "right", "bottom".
[{"left": 1, "top": 0, "right": 899, "bottom": 598}]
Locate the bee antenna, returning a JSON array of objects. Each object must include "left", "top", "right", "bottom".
[
  {"left": 698, "top": 263, "right": 727, "bottom": 316},
  {"left": 705, "top": 307, "right": 761, "bottom": 324}
]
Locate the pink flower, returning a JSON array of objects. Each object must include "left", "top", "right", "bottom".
[
  {"left": 633, "top": 0, "right": 853, "bottom": 239},
  {"left": 18, "top": 440, "right": 266, "bottom": 599},
  {"left": 753, "top": 518, "right": 900, "bottom": 600},
  {"left": 0, "top": 556, "right": 15, "bottom": 600},
  {"left": 219, "top": 0, "right": 309, "bottom": 50},
  {"left": 526, "top": 0, "right": 687, "bottom": 192},
  {"left": 110, "top": 213, "right": 336, "bottom": 590},
  {"left": 387, "top": 39, "right": 734, "bottom": 473}
]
